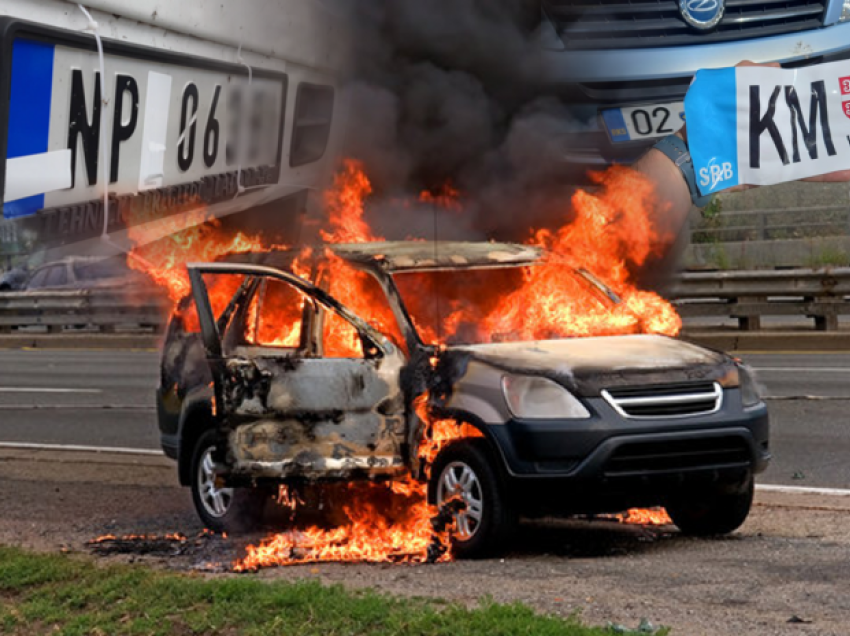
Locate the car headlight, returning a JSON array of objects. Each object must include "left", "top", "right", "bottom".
[
  {"left": 737, "top": 364, "right": 763, "bottom": 408},
  {"left": 501, "top": 374, "right": 590, "bottom": 420},
  {"left": 841, "top": 0, "right": 850, "bottom": 21}
]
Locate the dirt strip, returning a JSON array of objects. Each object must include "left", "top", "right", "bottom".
[{"left": 1, "top": 448, "right": 848, "bottom": 636}]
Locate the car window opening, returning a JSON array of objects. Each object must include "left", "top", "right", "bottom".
[{"left": 392, "top": 263, "right": 619, "bottom": 346}]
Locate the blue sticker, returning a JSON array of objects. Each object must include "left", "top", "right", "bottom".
[
  {"left": 4, "top": 39, "right": 55, "bottom": 219},
  {"left": 602, "top": 109, "right": 631, "bottom": 143},
  {"left": 685, "top": 67, "right": 739, "bottom": 195}
]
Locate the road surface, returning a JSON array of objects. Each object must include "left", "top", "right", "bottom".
[
  {"left": 1, "top": 347, "right": 850, "bottom": 635},
  {"left": 0, "top": 348, "right": 847, "bottom": 488}
]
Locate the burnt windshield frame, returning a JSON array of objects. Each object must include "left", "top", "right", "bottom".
[{"left": 387, "top": 261, "right": 622, "bottom": 348}]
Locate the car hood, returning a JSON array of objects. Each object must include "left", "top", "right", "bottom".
[{"left": 448, "top": 334, "right": 734, "bottom": 395}]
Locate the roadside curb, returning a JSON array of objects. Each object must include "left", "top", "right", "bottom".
[
  {"left": 0, "top": 446, "right": 170, "bottom": 469},
  {"left": 683, "top": 330, "right": 850, "bottom": 352},
  {"left": 755, "top": 487, "right": 850, "bottom": 512}
]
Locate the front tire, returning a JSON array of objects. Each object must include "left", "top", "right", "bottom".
[
  {"left": 189, "top": 429, "right": 268, "bottom": 533},
  {"left": 429, "top": 440, "right": 515, "bottom": 558},
  {"left": 666, "top": 473, "right": 754, "bottom": 536}
]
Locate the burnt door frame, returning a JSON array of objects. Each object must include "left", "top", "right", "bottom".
[
  {"left": 186, "top": 260, "right": 409, "bottom": 479},
  {"left": 187, "top": 261, "right": 395, "bottom": 401}
]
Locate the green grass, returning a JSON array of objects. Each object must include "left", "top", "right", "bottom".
[{"left": 0, "top": 546, "right": 667, "bottom": 636}]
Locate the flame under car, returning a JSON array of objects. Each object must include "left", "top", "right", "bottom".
[{"left": 156, "top": 241, "right": 770, "bottom": 556}]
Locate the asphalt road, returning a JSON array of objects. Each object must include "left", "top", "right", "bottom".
[
  {"left": 0, "top": 350, "right": 161, "bottom": 450},
  {"left": 0, "top": 349, "right": 848, "bottom": 488}
]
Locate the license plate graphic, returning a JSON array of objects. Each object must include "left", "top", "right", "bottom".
[
  {"left": 601, "top": 103, "right": 685, "bottom": 143},
  {"left": 2, "top": 23, "right": 286, "bottom": 224}
]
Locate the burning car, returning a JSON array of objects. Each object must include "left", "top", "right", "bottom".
[{"left": 156, "top": 240, "right": 770, "bottom": 557}]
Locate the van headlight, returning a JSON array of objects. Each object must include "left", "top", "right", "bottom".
[
  {"left": 737, "top": 365, "right": 763, "bottom": 408},
  {"left": 841, "top": 0, "right": 850, "bottom": 21},
  {"left": 501, "top": 375, "right": 590, "bottom": 420}
]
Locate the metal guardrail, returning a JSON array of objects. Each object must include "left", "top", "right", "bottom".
[
  {"left": 1, "top": 269, "right": 848, "bottom": 334},
  {"left": 671, "top": 268, "right": 850, "bottom": 331},
  {"left": 0, "top": 288, "right": 170, "bottom": 334}
]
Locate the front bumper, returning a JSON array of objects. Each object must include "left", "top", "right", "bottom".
[{"left": 485, "top": 390, "right": 770, "bottom": 481}]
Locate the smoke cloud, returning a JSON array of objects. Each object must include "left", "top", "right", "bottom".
[{"left": 335, "top": 0, "right": 597, "bottom": 242}]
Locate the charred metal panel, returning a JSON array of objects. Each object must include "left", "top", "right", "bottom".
[
  {"left": 438, "top": 360, "right": 513, "bottom": 425},
  {"left": 222, "top": 353, "right": 407, "bottom": 481},
  {"left": 329, "top": 241, "right": 543, "bottom": 272},
  {"left": 453, "top": 335, "right": 734, "bottom": 396},
  {"left": 227, "top": 417, "right": 405, "bottom": 480}
]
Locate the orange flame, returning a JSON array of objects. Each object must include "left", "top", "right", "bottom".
[
  {"left": 321, "top": 158, "right": 383, "bottom": 244},
  {"left": 419, "top": 181, "right": 462, "bottom": 212},
  {"left": 234, "top": 479, "right": 442, "bottom": 570},
  {"left": 414, "top": 393, "right": 484, "bottom": 472},
  {"left": 612, "top": 508, "right": 673, "bottom": 526},
  {"left": 233, "top": 394, "right": 480, "bottom": 571},
  {"left": 127, "top": 212, "right": 266, "bottom": 305}
]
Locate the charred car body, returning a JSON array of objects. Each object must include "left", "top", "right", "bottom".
[{"left": 157, "top": 241, "right": 770, "bottom": 556}]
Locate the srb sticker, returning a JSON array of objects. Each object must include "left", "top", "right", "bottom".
[{"left": 698, "top": 161, "right": 734, "bottom": 191}]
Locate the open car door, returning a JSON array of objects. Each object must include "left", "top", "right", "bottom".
[{"left": 186, "top": 262, "right": 408, "bottom": 485}]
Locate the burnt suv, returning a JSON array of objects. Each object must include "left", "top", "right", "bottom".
[{"left": 156, "top": 241, "right": 770, "bottom": 556}]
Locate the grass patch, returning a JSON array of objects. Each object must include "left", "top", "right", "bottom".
[{"left": 0, "top": 546, "right": 667, "bottom": 636}]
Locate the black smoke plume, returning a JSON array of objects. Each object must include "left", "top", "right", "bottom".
[{"left": 335, "top": 0, "right": 596, "bottom": 242}]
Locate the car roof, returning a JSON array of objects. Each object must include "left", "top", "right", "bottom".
[
  {"left": 222, "top": 241, "right": 544, "bottom": 273},
  {"left": 329, "top": 241, "right": 543, "bottom": 271}
]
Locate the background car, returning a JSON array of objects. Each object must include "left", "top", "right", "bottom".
[
  {"left": 21, "top": 256, "right": 153, "bottom": 292},
  {"left": 535, "top": 0, "right": 850, "bottom": 169},
  {"left": 0, "top": 265, "right": 28, "bottom": 291}
]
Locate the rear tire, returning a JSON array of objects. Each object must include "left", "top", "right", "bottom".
[
  {"left": 666, "top": 473, "right": 754, "bottom": 536},
  {"left": 189, "top": 429, "right": 268, "bottom": 533},
  {"left": 429, "top": 440, "right": 515, "bottom": 558}
]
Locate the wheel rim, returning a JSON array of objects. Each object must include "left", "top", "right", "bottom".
[
  {"left": 197, "top": 447, "right": 233, "bottom": 518},
  {"left": 437, "top": 461, "right": 484, "bottom": 540}
]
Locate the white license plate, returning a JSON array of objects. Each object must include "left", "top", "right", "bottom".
[
  {"left": 601, "top": 102, "right": 685, "bottom": 143},
  {"left": 2, "top": 26, "right": 286, "bottom": 227}
]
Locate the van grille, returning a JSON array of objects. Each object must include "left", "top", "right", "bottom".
[
  {"left": 544, "top": 0, "right": 826, "bottom": 50},
  {"left": 602, "top": 382, "right": 723, "bottom": 419},
  {"left": 604, "top": 436, "right": 751, "bottom": 476}
]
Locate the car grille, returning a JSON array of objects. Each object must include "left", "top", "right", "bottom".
[
  {"left": 602, "top": 381, "right": 723, "bottom": 419},
  {"left": 603, "top": 435, "right": 752, "bottom": 476},
  {"left": 544, "top": 0, "right": 826, "bottom": 50}
]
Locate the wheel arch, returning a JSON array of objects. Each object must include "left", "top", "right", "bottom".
[
  {"left": 177, "top": 392, "right": 216, "bottom": 486},
  {"left": 427, "top": 407, "right": 512, "bottom": 500}
]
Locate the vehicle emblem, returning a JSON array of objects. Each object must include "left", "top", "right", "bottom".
[{"left": 679, "top": 0, "right": 725, "bottom": 30}]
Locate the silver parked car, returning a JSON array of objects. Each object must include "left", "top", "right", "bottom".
[{"left": 22, "top": 256, "right": 152, "bottom": 291}]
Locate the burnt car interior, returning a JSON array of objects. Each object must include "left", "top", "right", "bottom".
[{"left": 187, "top": 262, "right": 409, "bottom": 483}]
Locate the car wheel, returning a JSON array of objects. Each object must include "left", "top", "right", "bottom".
[
  {"left": 666, "top": 473, "right": 754, "bottom": 536},
  {"left": 189, "top": 429, "right": 268, "bottom": 533},
  {"left": 429, "top": 440, "right": 515, "bottom": 558}
]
